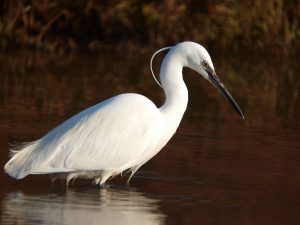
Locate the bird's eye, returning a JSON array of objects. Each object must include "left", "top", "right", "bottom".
[{"left": 202, "top": 61, "right": 208, "bottom": 68}]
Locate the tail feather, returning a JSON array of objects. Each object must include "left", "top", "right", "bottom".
[{"left": 4, "top": 142, "right": 37, "bottom": 179}]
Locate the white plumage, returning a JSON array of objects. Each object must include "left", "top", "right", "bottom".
[{"left": 4, "top": 41, "right": 243, "bottom": 185}]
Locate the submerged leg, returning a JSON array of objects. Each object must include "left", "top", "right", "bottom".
[
  {"left": 92, "top": 178, "right": 105, "bottom": 188},
  {"left": 93, "top": 171, "right": 113, "bottom": 188},
  {"left": 93, "top": 177, "right": 101, "bottom": 185}
]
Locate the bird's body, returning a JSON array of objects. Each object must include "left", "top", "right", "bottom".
[
  {"left": 4, "top": 42, "right": 243, "bottom": 185},
  {"left": 6, "top": 94, "right": 175, "bottom": 184}
]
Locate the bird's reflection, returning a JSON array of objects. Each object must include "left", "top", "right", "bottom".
[{"left": 2, "top": 187, "right": 165, "bottom": 225}]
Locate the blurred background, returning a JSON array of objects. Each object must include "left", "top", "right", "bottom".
[
  {"left": 1, "top": 1, "right": 300, "bottom": 225},
  {"left": 0, "top": 0, "right": 299, "bottom": 53}
]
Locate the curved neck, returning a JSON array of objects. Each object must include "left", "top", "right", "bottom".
[{"left": 159, "top": 51, "right": 188, "bottom": 123}]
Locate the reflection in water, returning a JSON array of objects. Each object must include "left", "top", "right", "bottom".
[
  {"left": 1, "top": 50, "right": 300, "bottom": 225},
  {"left": 1, "top": 188, "right": 165, "bottom": 225}
]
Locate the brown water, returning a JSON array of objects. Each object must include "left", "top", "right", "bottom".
[{"left": 0, "top": 48, "right": 300, "bottom": 225}]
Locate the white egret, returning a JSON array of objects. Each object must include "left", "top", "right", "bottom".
[{"left": 4, "top": 42, "right": 244, "bottom": 186}]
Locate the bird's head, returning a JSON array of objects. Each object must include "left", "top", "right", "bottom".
[{"left": 175, "top": 41, "right": 244, "bottom": 119}]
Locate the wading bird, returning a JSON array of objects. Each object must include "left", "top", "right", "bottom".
[{"left": 4, "top": 42, "right": 244, "bottom": 186}]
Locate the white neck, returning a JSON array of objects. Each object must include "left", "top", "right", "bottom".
[{"left": 159, "top": 49, "right": 188, "bottom": 127}]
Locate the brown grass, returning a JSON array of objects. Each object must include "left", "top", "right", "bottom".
[{"left": 0, "top": 0, "right": 299, "bottom": 52}]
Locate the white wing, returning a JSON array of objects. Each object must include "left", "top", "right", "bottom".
[{"left": 5, "top": 93, "right": 167, "bottom": 178}]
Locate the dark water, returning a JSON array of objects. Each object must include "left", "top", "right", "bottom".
[{"left": 0, "top": 48, "right": 300, "bottom": 225}]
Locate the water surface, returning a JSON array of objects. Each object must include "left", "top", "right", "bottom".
[{"left": 0, "top": 49, "right": 299, "bottom": 225}]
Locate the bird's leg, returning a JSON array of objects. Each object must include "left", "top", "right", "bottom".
[
  {"left": 92, "top": 177, "right": 110, "bottom": 188},
  {"left": 93, "top": 177, "right": 101, "bottom": 185},
  {"left": 92, "top": 177, "right": 101, "bottom": 187}
]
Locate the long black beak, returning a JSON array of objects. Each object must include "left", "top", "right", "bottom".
[{"left": 206, "top": 69, "right": 244, "bottom": 119}]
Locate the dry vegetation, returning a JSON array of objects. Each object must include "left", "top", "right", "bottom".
[{"left": 0, "top": 0, "right": 299, "bottom": 52}]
